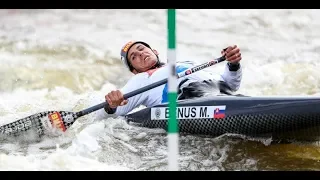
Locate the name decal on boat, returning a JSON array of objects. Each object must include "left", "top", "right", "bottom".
[{"left": 150, "top": 105, "right": 226, "bottom": 120}]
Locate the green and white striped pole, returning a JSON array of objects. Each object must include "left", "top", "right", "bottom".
[{"left": 167, "top": 9, "right": 179, "bottom": 171}]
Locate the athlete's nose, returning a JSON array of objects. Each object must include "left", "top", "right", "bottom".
[{"left": 138, "top": 51, "right": 143, "bottom": 56}]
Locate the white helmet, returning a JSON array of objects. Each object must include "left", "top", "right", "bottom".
[{"left": 120, "top": 40, "right": 152, "bottom": 71}]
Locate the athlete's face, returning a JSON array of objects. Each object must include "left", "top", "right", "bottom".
[{"left": 127, "top": 43, "right": 159, "bottom": 72}]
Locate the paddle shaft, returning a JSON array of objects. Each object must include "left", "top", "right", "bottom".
[{"left": 76, "top": 56, "right": 226, "bottom": 117}]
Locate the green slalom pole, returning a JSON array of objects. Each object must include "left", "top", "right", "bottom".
[{"left": 167, "top": 9, "right": 179, "bottom": 171}]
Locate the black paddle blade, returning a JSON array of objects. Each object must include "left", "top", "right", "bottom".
[{"left": 0, "top": 111, "right": 78, "bottom": 137}]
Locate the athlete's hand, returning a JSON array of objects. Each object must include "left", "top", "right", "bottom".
[
  {"left": 221, "top": 45, "right": 242, "bottom": 64},
  {"left": 105, "top": 90, "right": 128, "bottom": 108}
]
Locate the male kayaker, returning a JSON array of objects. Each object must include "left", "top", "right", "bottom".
[{"left": 103, "top": 41, "right": 242, "bottom": 116}]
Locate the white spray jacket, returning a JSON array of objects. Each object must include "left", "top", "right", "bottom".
[{"left": 107, "top": 61, "right": 242, "bottom": 116}]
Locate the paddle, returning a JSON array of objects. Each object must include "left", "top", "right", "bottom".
[{"left": 0, "top": 56, "right": 226, "bottom": 137}]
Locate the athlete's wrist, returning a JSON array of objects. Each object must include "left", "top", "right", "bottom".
[
  {"left": 104, "top": 105, "right": 117, "bottom": 114},
  {"left": 227, "top": 62, "right": 240, "bottom": 71}
]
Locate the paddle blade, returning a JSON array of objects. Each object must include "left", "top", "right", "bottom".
[{"left": 0, "top": 111, "right": 78, "bottom": 137}]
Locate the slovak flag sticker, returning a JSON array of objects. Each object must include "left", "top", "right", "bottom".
[{"left": 214, "top": 106, "right": 226, "bottom": 119}]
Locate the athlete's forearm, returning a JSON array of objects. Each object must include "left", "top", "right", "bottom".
[{"left": 220, "top": 63, "right": 242, "bottom": 91}]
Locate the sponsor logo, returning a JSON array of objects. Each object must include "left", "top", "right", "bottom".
[
  {"left": 41, "top": 116, "right": 52, "bottom": 131},
  {"left": 151, "top": 105, "right": 226, "bottom": 120},
  {"left": 3, "top": 120, "right": 32, "bottom": 135},
  {"left": 64, "top": 114, "right": 74, "bottom": 124},
  {"left": 48, "top": 112, "right": 66, "bottom": 132},
  {"left": 122, "top": 41, "right": 134, "bottom": 53},
  {"left": 155, "top": 108, "right": 161, "bottom": 119},
  {"left": 190, "top": 61, "right": 217, "bottom": 73}
]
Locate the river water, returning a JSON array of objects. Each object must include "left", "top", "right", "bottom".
[{"left": 1, "top": 9, "right": 320, "bottom": 171}]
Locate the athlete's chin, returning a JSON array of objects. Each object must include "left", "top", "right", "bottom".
[{"left": 145, "top": 60, "right": 157, "bottom": 68}]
